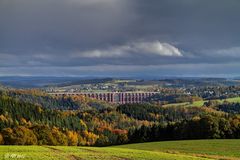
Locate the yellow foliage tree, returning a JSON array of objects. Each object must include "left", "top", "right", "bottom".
[
  {"left": 0, "top": 133, "right": 4, "bottom": 145},
  {"left": 66, "top": 130, "right": 79, "bottom": 146},
  {"left": 51, "top": 127, "right": 68, "bottom": 146},
  {"left": 83, "top": 130, "right": 99, "bottom": 146}
]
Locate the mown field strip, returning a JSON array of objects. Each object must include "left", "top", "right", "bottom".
[
  {"left": 1, "top": 139, "right": 240, "bottom": 160},
  {"left": 115, "top": 139, "right": 240, "bottom": 160},
  {"left": 0, "top": 144, "right": 211, "bottom": 160}
]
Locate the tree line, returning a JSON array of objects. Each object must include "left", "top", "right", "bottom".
[
  {"left": 128, "top": 115, "right": 240, "bottom": 143},
  {"left": 0, "top": 89, "right": 240, "bottom": 146}
]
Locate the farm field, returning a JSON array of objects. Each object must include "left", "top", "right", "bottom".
[
  {"left": 0, "top": 145, "right": 208, "bottom": 160},
  {"left": 163, "top": 96, "right": 240, "bottom": 107},
  {"left": 116, "top": 139, "right": 240, "bottom": 160},
  {"left": 1, "top": 140, "right": 240, "bottom": 160}
]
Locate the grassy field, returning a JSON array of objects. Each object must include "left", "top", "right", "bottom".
[
  {"left": 163, "top": 96, "right": 240, "bottom": 108},
  {"left": 116, "top": 139, "right": 240, "bottom": 160},
  {"left": 0, "top": 145, "right": 208, "bottom": 160},
  {"left": 1, "top": 140, "right": 240, "bottom": 160}
]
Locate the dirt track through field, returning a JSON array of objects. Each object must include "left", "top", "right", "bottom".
[{"left": 44, "top": 146, "right": 84, "bottom": 160}]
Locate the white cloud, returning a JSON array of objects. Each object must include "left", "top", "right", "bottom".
[
  {"left": 77, "top": 41, "right": 183, "bottom": 58},
  {"left": 202, "top": 47, "right": 240, "bottom": 57},
  {"left": 214, "top": 47, "right": 240, "bottom": 57},
  {"left": 133, "top": 41, "right": 182, "bottom": 57}
]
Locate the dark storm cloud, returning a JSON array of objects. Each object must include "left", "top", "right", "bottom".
[
  {"left": 133, "top": 0, "right": 240, "bottom": 48},
  {"left": 0, "top": 0, "right": 135, "bottom": 50},
  {"left": 0, "top": 0, "right": 240, "bottom": 76}
]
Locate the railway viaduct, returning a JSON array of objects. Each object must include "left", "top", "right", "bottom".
[{"left": 49, "top": 92, "right": 159, "bottom": 104}]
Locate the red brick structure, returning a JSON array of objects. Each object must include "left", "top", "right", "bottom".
[{"left": 49, "top": 92, "right": 159, "bottom": 104}]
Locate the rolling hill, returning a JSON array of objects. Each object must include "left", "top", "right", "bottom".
[{"left": 1, "top": 139, "right": 240, "bottom": 160}]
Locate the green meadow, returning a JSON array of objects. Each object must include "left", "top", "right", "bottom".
[
  {"left": 163, "top": 96, "right": 240, "bottom": 107},
  {"left": 1, "top": 139, "right": 240, "bottom": 160},
  {"left": 116, "top": 139, "right": 240, "bottom": 160}
]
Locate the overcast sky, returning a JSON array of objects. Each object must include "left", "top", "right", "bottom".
[{"left": 1, "top": 0, "right": 240, "bottom": 77}]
